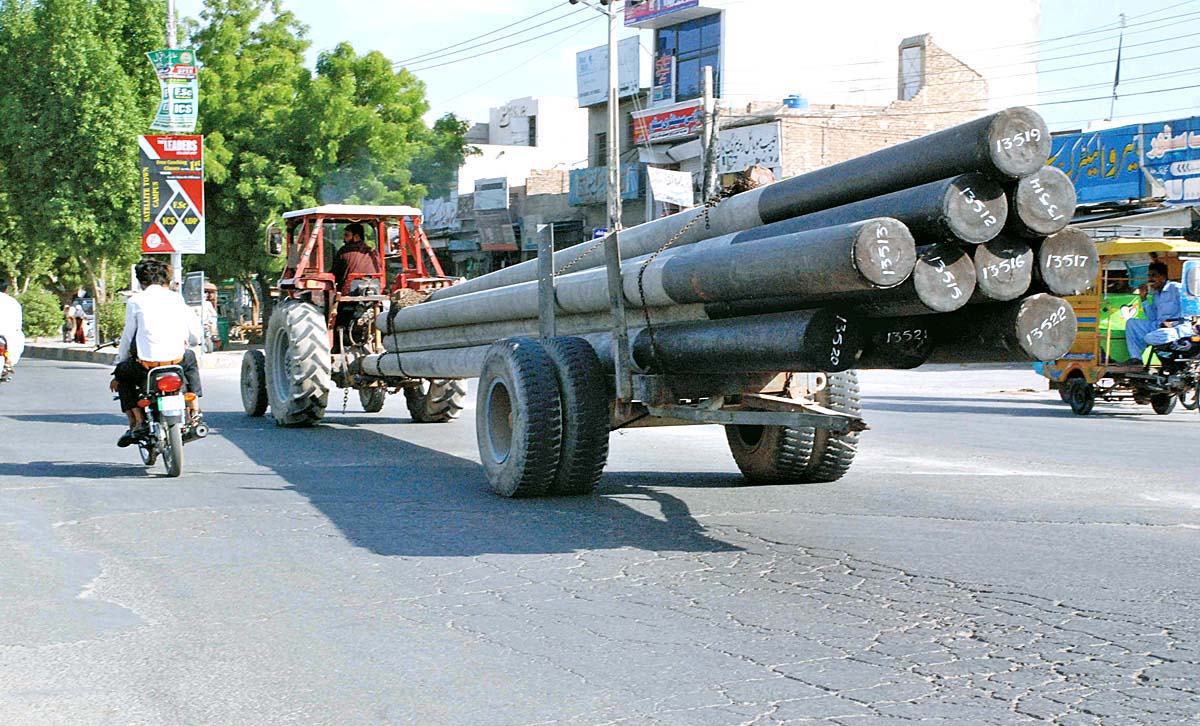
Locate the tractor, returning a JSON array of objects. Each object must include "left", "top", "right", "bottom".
[{"left": 240, "top": 205, "right": 465, "bottom": 425}]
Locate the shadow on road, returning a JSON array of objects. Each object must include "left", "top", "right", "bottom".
[
  {"left": 861, "top": 395, "right": 1173, "bottom": 419},
  {"left": 205, "top": 411, "right": 740, "bottom": 559},
  {"left": 0, "top": 461, "right": 146, "bottom": 478}
]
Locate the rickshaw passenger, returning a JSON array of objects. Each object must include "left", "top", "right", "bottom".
[{"left": 1126, "top": 261, "right": 1191, "bottom": 362}]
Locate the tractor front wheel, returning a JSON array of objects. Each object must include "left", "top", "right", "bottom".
[
  {"left": 265, "top": 299, "right": 331, "bottom": 427},
  {"left": 359, "top": 387, "right": 386, "bottom": 413}
]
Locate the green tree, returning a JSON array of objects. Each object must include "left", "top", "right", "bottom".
[
  {"left": 411, "top": 113, "right": 477, "bottom": 199},
  {"left": 0, "top": 0, "right": 161, "bottom": 304}
]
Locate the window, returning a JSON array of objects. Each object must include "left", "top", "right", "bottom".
[
  {"left": 899, "top": 44, "right": 925, "bottom": 101},
  {"left": 527, "top": 115, "right": 537, "bottom": 147},
  {"left": 655, "top": 13, "right": 721, "bottom": 102},
  {"left": 593, "top": 131, "right": 607, "bottom": 167}
]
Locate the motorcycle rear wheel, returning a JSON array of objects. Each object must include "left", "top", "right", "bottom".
[
  {"left": 162, "top": 423, "right": 184, "bottom": 477},
  {"left": 1180, "top": 386, "right": 1199, "bottom": 411}
]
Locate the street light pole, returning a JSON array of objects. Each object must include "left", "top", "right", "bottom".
[
  {"left": 165, "top": 0, "right": 183, "bottom": 288},
  {"left": 568, "top": 0, "right": 633, "bottom": 403}
]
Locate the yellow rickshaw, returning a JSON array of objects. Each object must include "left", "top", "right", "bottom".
[{"left": 1040, "top": 238, "right": 1200, "bottom": 415}]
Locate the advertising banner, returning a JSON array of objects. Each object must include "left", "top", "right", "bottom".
[
  {"left": 146, "top": 48, "right": 198, "bottom": 133},
  {"left": 646, "top": 166, "right": 694, "bottom": 207},
  {"left": 652, "top": 54, "right": 675, "bottom": 104},
  {"left": 569, "top": 164, "right": 642, "bottom": 206},
  {"left": 576, "top": 37, "right": 641, "bottom": 107},
  {"left": 625, "top": 0, "right": 699, "bottom": 25},
  {"left": 474, "top": 177, "right": 509, "bottom": 211},
  {"left": 476, "top": 209, "right": 517, "bottom": 251},
  {"left": 717, "top": 121, "right": 782, "bottom": 175},
  {"left": 632, "top": 101, "right": 703, "bottom": 145},
  {"left": 139, "top": 135, "right": 204, "bottom": 254}
]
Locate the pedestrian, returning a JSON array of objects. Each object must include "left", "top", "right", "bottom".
[
  {"left": 71, "top": 298, "right": 87, "bottom": 344},
  {"left": 63, "top": 303, "right": 76, "bottom": 343}
]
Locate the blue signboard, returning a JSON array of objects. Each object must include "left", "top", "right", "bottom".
[
  {"left": 1048, "top": 115, "right": 1200, "bottom": 206},
  {"left": 625, "top": 0, "right": 699, "bottom": 26},
  {"left": 1048, "top": 125, "right": 1142, "bottom": 204},
  {"left": 1141, "top": 117, "right": 1200, "bottom": 205},
  {"left": 569, "top": 164, "right": 642, "bottom": 206}
]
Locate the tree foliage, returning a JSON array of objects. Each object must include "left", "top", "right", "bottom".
[{"left": 0, "top": 0, "right": 473, "bottom": 296}]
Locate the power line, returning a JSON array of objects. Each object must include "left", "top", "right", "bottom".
[
  {"left": 408, "top": 15, "right": 598, "bottom": 73},
  {"left": 392, "top": 2, "right": 569, "bottom": 66},
  {"left": 398, "top": 5, "right": 590, "bottom": 70}
]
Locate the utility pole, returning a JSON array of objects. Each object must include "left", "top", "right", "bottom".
[
  {"left": 569, "top": 0, "right": 632, "bottom": 403},
  {"left": 165, "top": 0, "right": 182, "bottom": 288},
  {"left": 701, "top": 66, "right": 719, "bottom": 202}
]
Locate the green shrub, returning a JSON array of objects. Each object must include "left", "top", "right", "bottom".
[
  {"left": 16, "top": 287, "right": 61, "bottom": 338},
  {"left": 96, "top": 299, "right": 126, "bottom": 344}
]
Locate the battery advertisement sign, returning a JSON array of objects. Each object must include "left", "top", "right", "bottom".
[{"left": 139, "top": 135, "right": 205, "bottom": 254}]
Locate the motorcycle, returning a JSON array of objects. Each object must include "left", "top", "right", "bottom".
[
  {"left": 1124, "top": 332, "right": 1200, "bottom": 414},
  {"left": 0, "top": 334, "right": 12, "bottom": 382},
  {"left": 130, "top": 363, "right": 208, "bottom": 477}
]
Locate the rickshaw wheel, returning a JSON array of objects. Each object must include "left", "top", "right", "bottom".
[{"left": 1067, "top": 378, "right": 1095, "bottom": 416}]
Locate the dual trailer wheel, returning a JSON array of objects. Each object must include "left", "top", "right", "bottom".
[{"left": 475, "top": 337, "right": 860, "bottom": 497}]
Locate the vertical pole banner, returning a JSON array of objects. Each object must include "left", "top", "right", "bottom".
[
  {"left": 147, "top": 48, "right": 198, "bottom": 132},
  {"left": 139, "top": 135, "right": 205, "bottom": 254}
]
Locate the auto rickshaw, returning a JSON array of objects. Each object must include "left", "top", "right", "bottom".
[{"left": 1040, "top": 238, "right": 1200, "bottom": 415}]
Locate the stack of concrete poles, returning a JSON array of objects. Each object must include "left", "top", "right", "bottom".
[{"left": 361, "top": 107, "right": 1093, "bottom": 381}]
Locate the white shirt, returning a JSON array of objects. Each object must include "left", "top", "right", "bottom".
[
  {"left": 0, "top": 291, "right": 24, "bottom": 364},
  {"left": 117, "top": 285, "right": 203, "bottom": 363}
]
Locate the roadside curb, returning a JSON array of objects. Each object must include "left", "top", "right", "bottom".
[{"left": 22, "top": 343, "right": 243, "bottom": 370}]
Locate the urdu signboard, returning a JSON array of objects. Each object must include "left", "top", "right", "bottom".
[
  {"left": 631, "top": 100, "right": 703, "bottom": 145},
  {"left": 625, "top": 0, "right": 699, "bottom": 25},
  {"left": 1048, "top": 116, "right": 1200, "bottom": 206}
]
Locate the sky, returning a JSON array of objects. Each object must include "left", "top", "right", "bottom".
[{"left": 174, "top": 0, "right": 1200, "bottom": 132}]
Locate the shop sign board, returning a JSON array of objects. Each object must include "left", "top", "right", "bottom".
[
  {"left": 625, "top": 0, "right": 699, "bottom": 25},
  {"left": 717, "top": 121, "right": 782, "bottom": 175},
  {"left": 139, "top": 134, "right": 204, "bottom": 254},
  {"left": 631, "top": 101, "right": 703, "bottom": 145},
  {"left": 576, "top": 37, "right": 640, "bottom": 107},
  {"left": 569, "top": 164, "right": 642, "bottom": 206}
]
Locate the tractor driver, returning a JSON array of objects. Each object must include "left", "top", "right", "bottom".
[
  {"left": 110, "top": 258, "right": 204, "bottom": 447},
  {"left": 1125, "top": 261, "right": 1194, "bottom": 364},
  {"left": 331, "top": 222, "right": 381, "bottom": 293}
]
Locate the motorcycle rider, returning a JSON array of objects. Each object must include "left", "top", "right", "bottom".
[
  {"left": 0, "top": 278, "right": 24, "bottom": 377},
  {"left": 110, "top": 258, "right": 204, "bottom": 447},
  {"left": 1126, "top": 261, "right": 1194, "bottom": 364}
]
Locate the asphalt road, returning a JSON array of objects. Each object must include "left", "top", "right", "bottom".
[{"left": 1, "top": 357, "right": 1198, "bottom": 725}]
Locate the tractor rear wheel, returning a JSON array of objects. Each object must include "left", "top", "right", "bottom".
[
  {"left": 265, "top": 299, "right": 331, "bottom": 427},
  {"left": 405, "top": 379, "right": 466, "bottom": 422},
  {"left": 725, "top": 371, "right": 861, "bottom": 485},
  {"left": 359, "top": 387, "right": 386, "bottom": 413},
  {"left": 475, "top": 339, "right": 562, "bottom": 498},
  {"left": 544, "top": 337, "right": 610, "bottom": 496},
  {"left": 240, "top": 349, "right": 268, "bottom": 417}
]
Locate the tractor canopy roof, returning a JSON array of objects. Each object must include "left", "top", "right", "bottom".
[{"left": 282, "top": 204, "right": 423, "bottom": 222}]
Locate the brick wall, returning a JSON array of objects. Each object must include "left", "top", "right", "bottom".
[{"left": 732, "top": 36, "right": 988, "bottom": 179}]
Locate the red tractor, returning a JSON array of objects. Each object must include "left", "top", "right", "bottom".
[{"left": 240, "top": 205, "right": 464, "bottom": 425}]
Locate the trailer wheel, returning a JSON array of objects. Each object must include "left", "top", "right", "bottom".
[
  {"left": 805, "top": 371, "right": 861, "bottom": 483},
  {"left": 405, "top": 379, "right": 466, "bottom": 422},
  {"left": 476, "top": 339, "right": 562, "bottom": 498},
  {"left": 1067, "top": 378, "right": 1095, "bottom": 416},
  {"left": 1151, "top": 393, "right": 1176, "bottom": 415},
  {"left": 724, "top": 424, "right": 816, "bottom": 484},
  {"left": 725, "top": 371, "right": 860, "bottom": 484},
  {"left": 359, "top": 387, "right": 386, "bottom": 413},
  {"left": 544, "top": 337, "right": 610, "bottom": 496},
  {"left": 240, "top": 349, "right": 268, "bottom": 417},
  {"left": 265, "top": 299, "right": 331, "bottom": 427}
]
